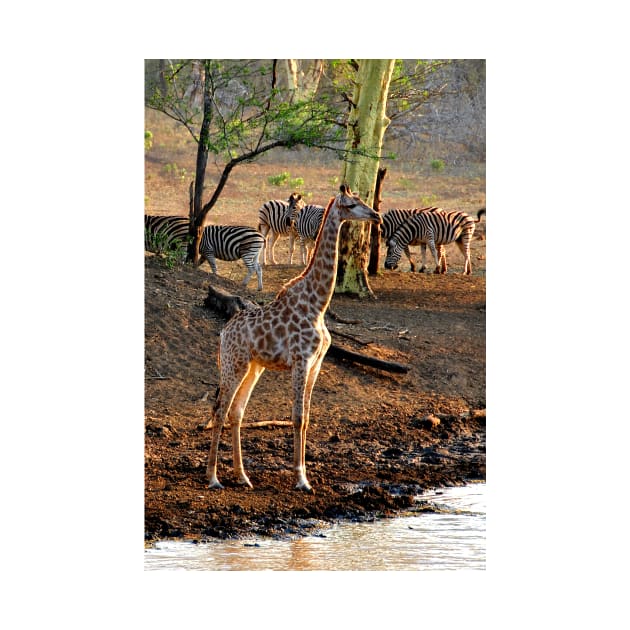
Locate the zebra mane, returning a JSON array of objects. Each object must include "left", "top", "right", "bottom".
[{"left": 275, "top": 196, "right": 336, "bottom": 299}]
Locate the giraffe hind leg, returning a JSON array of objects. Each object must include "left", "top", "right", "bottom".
[
  {"left": 206, "top": 356, "right": 258, "bottom": 489},
  {"left": 228, "top": 362, "right": 265, "bottom": 488}
]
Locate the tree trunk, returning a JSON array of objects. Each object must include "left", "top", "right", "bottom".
[
  {"left": 284, "top": 60, "right": 323, "bottom": 102},
  {"left": 336, "top": 59, "right": 395, "bottom": 297},
  {"left": 368, "top": 167, "right": 387, "bottom": 275},
  {"left": 188, "top": 60, "right": 213, "bottom": 265}
]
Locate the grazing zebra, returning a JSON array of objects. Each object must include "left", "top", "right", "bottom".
[
  {"left": 381, "top": 207, "right": 444, "bottom": 272},
  {"left": 293, "top": 203, "right": 325, "bottom": 265},
  {"left": 200, "top": 225, "right": 265, "bottom": 290},
  {"left": 384, "top": 208, "right": 485, "bottom": 275},
  {"left": 144, "top": 214, "right": 189, "bottom": 252},
  {"left": 257, "top": 192, "right": 304, "bottom": 265}
]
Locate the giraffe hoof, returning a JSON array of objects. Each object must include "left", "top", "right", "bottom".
[{"left": 295, "top": 482, "right": 314, "bottom": 494}]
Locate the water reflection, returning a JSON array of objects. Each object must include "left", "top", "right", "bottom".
[{"left": 144, "top": 483, "right": 485, "bottom": 571}]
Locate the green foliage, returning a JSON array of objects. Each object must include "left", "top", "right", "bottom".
[
  {"left": 267, "top": 171, "right": 290, "bottom": 186},
  {"left": 430, "top": 159, "right": 445, "bottom": 172},
  {"left": 144, "top": 130, "right": 153, "bottom": 151},
  {"left": 268, "top": 171, "right": 304, "bottom": 188},
  {"left": 145, "top": 60, "right": 349, "bottom": 164},
  {"left": 420, "top": 193, "right": 439, "bottom": 206},
  {"left": 162, "top": 248, "right": 187, "bottom": 269},
  {"left": 163, "top": 163, "right": 187, "bottom": 180},
  {"left": 145, "top": 228, "right": 189, "bottom": 269}
]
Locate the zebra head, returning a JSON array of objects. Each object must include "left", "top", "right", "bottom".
[
  {"left": 286, "top": 192, "right": 305, "bottom": 228},
  {"left": 384, "top": 238, "right": 403, "bottom": 270}
]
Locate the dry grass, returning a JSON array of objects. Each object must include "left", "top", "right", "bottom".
[{"left": 144, "top": 107, "right": 486, "bottom": 229}]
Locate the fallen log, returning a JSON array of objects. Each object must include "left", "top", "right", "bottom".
[
  {"left": 203, "top": 282, "right": 410, "bottom": 374},
  {"left": 204, "top": 284, "right": 257, "bottom": 318},
  {"left": 326, "top": 344, "right": 409, "bottom": 373}
]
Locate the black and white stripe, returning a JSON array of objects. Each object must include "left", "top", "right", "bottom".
[
  {"left": 200, "top": 225, "right": 265, "bottom": 290},
  {"left": 257, "top": 192, "right": 304, "bottom": 265},
  {"left": 294, "top": 204, "right": 325, "bottom": 265},
  {"left": 144, "top": 214, "right": 189, "bottom": 252},
  {"left": 384, "top": 209, "right": 485, "bottom": 275},
  {"left": 381, "top": 207, "right": 443, "bottom": 272}
]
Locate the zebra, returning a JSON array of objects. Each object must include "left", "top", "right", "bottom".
[
  {"left": 384, "top": 208, "right": 486, "bottom": 275},
  {"left": 144, "top": 214, "right": 189, "bottom": 252},
  {"left": 381, "top": 207, "right": 445, "bottom": 272},
  {"left": 257, "top": 192, "right": 304, "bottom": 265},
  {"left": 293, "top": 203, "right": 325, "bottom": 265},
  {"left": 200, "top": 225, "right": 265, "bottom": 290}
]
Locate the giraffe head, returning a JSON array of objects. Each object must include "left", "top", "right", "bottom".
[{"left": 334, "top": 184, "right": 382, "bottom": 225}]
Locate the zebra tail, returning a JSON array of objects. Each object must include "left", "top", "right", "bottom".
[{"left": 476, "top": 208, "right": 486, "bottom": 221}]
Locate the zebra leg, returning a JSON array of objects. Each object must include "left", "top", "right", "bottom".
[
  {"left": 417, "top": 244, "right": 427, "bottom": 273},
  {"left": 456, "top": 240, "right": 472, "bottom": 274},
  {"left": 438, "top": 245, "right": 448, "bottom": 273},
  {"left": 300, "top": 238, "right": 307, "bottom": 266},
  {"left": 404, "top": 246, "right": 416, "bottom": 272},
  {"left": 205, "top": 250, "right": 218, "bottom": 275},
  {"left": 288, "top": 232, "right": 295, "bottom": 265},
  {"left": 268, "top": 232, "right": 279, "bottom": 265},
  {"left": 242, "top": 261, "right": 264, "bottom": 291},
  {"left": 204, "top": 245, "right": 217, "bottom": 276},
  {"left": 427, "top": 238, "right": 441, "bottom": 274},
  {"left": 259, "top": 225, "right": 270, "bottom": 265}
]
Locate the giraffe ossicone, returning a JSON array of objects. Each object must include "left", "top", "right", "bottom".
[{"left": 205, "top": 184, "right": 381, "bottom": 492}]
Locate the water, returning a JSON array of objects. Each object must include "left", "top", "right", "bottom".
[{"left": 144, "top": 483, "right": 485, "bottom": 571}]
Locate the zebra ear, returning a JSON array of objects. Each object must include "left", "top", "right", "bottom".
[{"left": 340, "top": 184, "right": 349, "bottom": 195}]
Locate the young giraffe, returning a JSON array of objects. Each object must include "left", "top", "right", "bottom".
[{"left": 205, "top": 185, "right": 381, "bottom": 492}]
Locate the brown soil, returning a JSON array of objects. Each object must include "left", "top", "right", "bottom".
[{"left": 144, "top": 235, "right": 486, "bottom": 542}]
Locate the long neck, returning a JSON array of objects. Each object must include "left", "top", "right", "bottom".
[{"left": 280, "top": 202, "right": 341, "bottom": 314}]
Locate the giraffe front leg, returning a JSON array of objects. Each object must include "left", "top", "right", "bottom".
[
  {"left": 231, "top": 418, "right": 253, "bottom": 489},
  {"left": 291, "top": 361, "right": 313, "bottom": 493},
  {"left": 229, "top": 363, "right": 264, "bottom": 488},
  {"left": 206, "top": 401, "right": 226, "bottom": 489}
]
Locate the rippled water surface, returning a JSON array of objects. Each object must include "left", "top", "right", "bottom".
[{"left": 144, "top": 483, "right": 485, "bottom": 571}]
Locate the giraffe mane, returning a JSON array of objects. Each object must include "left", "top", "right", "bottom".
[{"left": 275, "top": 196, "right": 336, "bottom": 299}]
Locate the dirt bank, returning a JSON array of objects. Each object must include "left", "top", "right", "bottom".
[{"left": 144, "top": 242, "right": 485, "bottom": 541}]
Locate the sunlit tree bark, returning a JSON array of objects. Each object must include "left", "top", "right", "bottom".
[
  {"left": 284, "top": 60, "right": 324, "bottom": 101},
  {"left": 336, "top": 59, "right": 395, "bottom": 297}
]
